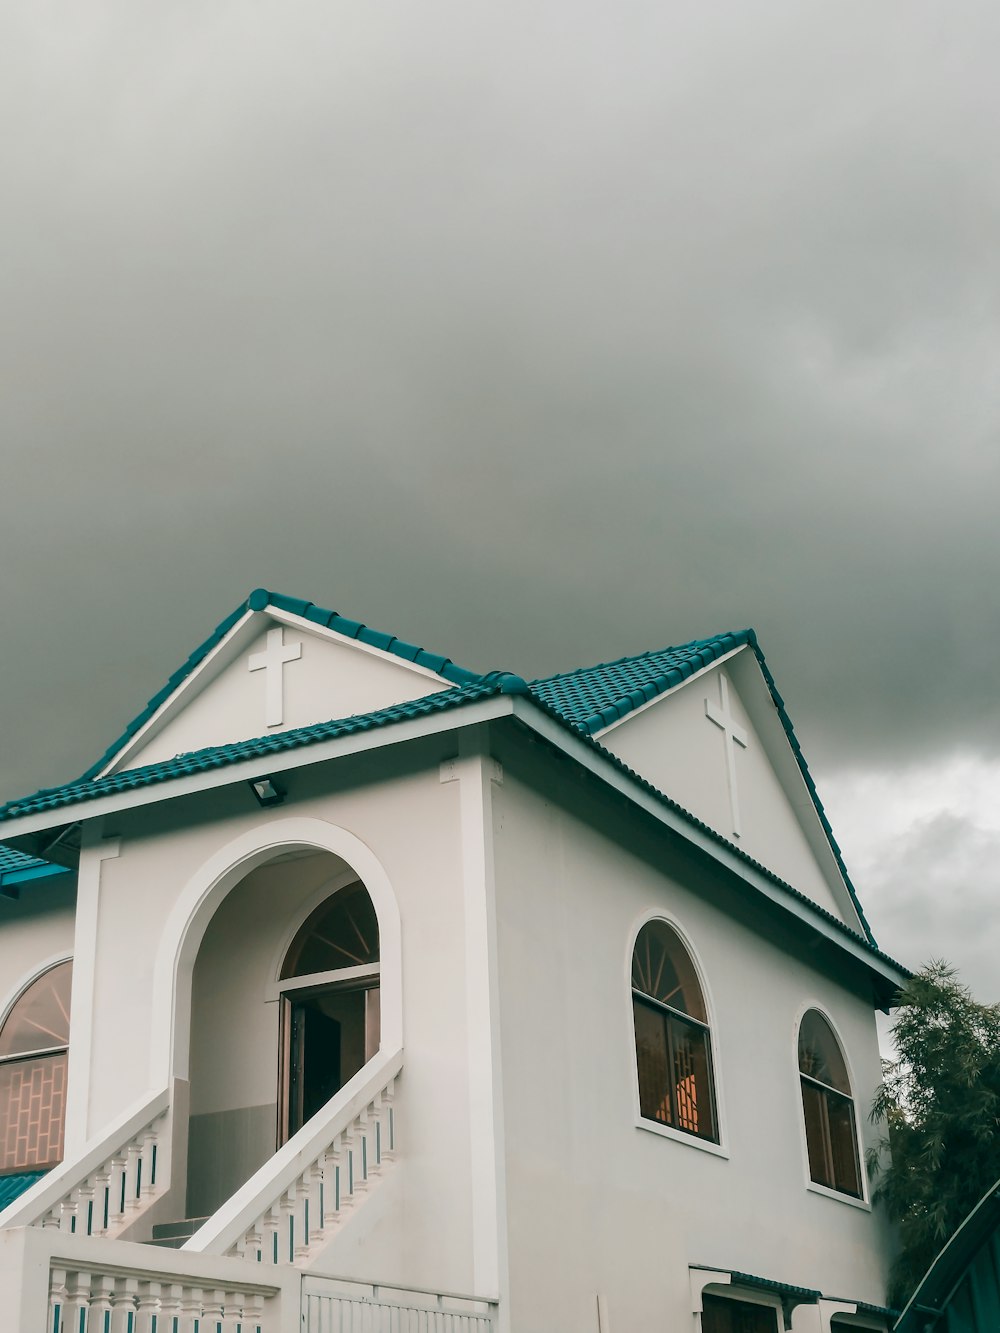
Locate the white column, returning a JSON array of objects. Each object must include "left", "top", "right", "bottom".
[
  {"left": 64, "top": 820, "right": 122, "bottom": 1154},
  {"left": 441, "top": 728, "right": 510, "bottom": 1324}
]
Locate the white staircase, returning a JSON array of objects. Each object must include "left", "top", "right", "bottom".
[{"left": 184, "top": 1046, "right": 402, "bottom": 1265}]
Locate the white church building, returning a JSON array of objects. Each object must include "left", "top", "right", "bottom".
[{"left": 0, "top": 589, "right": 907, "bottom": 1332}]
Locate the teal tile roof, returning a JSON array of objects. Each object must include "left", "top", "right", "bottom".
[
  {"left": 531, "top": 631, "right": 754, "bottom": 733},
  {"left": 0, "top": 1171, "right": 45, "bottom": 1211},
  {"left": 81, "top": 588, "right": 483, "bottom": 781},
  {"left": 531, "top": 630, "right": 876, "bottom": 945}
]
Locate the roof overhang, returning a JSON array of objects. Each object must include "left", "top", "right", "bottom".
[{"left": 0, "top": 695, "right": 909, "bottom": 996}]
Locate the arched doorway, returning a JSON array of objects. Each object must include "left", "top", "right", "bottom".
[
  {"left": 184, "top": 850, "right": 386, "bottom": 1219},
  {"left": 277, "top": 879, "right": 381, "bottom": 1143}
]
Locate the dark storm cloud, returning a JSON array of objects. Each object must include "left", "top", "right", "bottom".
[
  {"left": 849, "top": 809, "right": 1000, "bottom": 1004},
  {"left": 3, "top": 0, "right": 1000, "bottom": 804}
]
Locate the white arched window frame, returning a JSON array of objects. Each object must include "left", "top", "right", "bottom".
[
  {"left": 0, "top": 956, "right": 73, "bottom": 1176},
  {"left": 627, "top": 911, "right": 727, "bottom": 1157},
  {"left": 267, "top": 868, "right": 382, "bottom": 1143},
  {"left": 793, "top": 1003, "right": 869, "bottom": 1208}
]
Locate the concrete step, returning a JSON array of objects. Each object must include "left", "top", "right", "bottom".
[{"left": 147, "top": 1217, "right": 210, "bottom": 1248}]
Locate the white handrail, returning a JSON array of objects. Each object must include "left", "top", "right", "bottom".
[
  {"left": 0, "top": 1087, "right": 170, "bottom": 1234},
  {"left": 185, "top": 1046, "right": 402, "bottom": 1261}
]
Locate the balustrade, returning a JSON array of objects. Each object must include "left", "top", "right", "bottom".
[
  {"left": 40, "top": 1104, "right": 168, "bottom": 1237},
  {"left": 231, "top": 1073, "right": 396, "bottom": 1263},
  {"left": 303, "top": 1276, "right": 497, "bottom": 1332},
  {"left": 48, "top": 1265, "right": 270, "bottom": 1333},
  {"left": 187, "top": 1048, "right": 402, "bottom": 1267}
]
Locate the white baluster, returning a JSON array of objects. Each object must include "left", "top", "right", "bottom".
[
  {"left": 139, "top": 1129, "right": 157, "bottom": 1199},
  {"left": 108, "top": 1153, "right": 128, "bottom": 1228},
  {"left": 261, "top": 1205, "right": 280, "bottom": 1265},
  {"left": 91, "top": 1273, "right": 116, "bottom": 1333},
  {"left": 243, "top": 1290, "right": 265, "bottom": 1333},
  {"left": 76, "top": 1180, "right": 96, "bottom": 1237},
  {"left": 160, "top": 1283, "right": 184, "bottom": 1332},
  {"left": 135, "top": 1279, "right": 161, "bottom": 1333},
  {"left": 195, "top": 1288, "right": 222, "bottom": 1333},
  {"left": 49, "top": 1267, "right": 68, "bottom": 1333},
  {"left": 123, "top": 1140, "right": 141, "bottom": 1214},
  {"left": 178, "top": 1285, "right": 205, "bottom": 1333},
  {"left": 110, "top": 1276, "right": 138, "bottom": 1333},
  {"left": 92, "top": 1169, "right": 111, "bottom": 1236},
  {"left": 66, "top": 1269, "right": 94, "bottom": 1331}
]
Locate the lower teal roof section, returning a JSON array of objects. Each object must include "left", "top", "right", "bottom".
[
  {"left": 896, "top": 1181, "right": 1000, "bottom": 1333},
  {"left": 0, "top": 1170, "right": 45, "bottom": 1211},
  {"left": 0, "top": 845, "right": 68, "bottom": 892}
]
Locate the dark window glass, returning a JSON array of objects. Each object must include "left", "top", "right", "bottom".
[
  {"left": 0, "top": 961, "right": 72, "bottom": 1174},
  {"left": 798, "top": 1010, "right": 862, "bottom": 1198},
  {"left": 281, "top": 881, "right": 379, "bottom": 979},
  {"left": 632, "top": 923, "right": 718, "bottom": 1143},
  {"left": 702, "top": 1294, "right": 779, "bottom": 1333}
]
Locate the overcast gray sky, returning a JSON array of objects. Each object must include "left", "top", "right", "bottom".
[{"left": 3, "top": 1, "right": 999, "bottom": 999}]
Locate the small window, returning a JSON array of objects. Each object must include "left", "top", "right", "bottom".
[
  {"left": 702, "top": 1295, "right": 779, "bottom": 1333},
  {"left": 0, "top": 961, "right": 72, "bottom": 1174},
  {"left": 798, "top": 1009, "right": 862, "bottom": 1198},
  {"left": 632, "top": 920, "right": 718, "bottom": 1143}
]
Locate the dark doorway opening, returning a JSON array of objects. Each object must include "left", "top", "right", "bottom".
[{"left": 280, "top": 982, "right": 380, "bottom": 1142}]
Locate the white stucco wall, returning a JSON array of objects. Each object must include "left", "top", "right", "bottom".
[
  {"left": 599, "top": 660, "right": 856, "bottom": 924},
  {"left": 74, "top": 739, "right": 487, "bottom": 1296},
  {"left": 0, "top": 876, "right": 76, "bottom": 1024},
  {"left": 489, "top": 738, "right": 893, "bottom": 1332}
]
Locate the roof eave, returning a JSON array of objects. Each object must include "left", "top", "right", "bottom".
[
  {"left": 508, "top": 697, "right": 909, "bottom": 997},
  {"left": 0, "top": 695, "right": 518, "bottom": 838}
]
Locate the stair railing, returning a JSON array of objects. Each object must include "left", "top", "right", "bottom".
[
  {"left": 185, "top": 1046, "right": 402, "bottom": 1264},
  {"left": 0, "top": 1087, "right": 171, "bottom": 1238}
]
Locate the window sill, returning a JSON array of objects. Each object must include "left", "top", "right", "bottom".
[
  {"left": 806, "top": 1180, "right": 871, "bottom": 1212},
  {"left": 635, "top": 1116, "right": 729, "bottom": 1159}
]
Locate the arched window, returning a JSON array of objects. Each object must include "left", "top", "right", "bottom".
[
  {"left": 631, "top": 921, "right": 718, "bottom": 1142},
  {"left": 278, "top": 881, "right": 380, "bottom": 1142},
  {"left": 0, "top": 961, "right": 72, "bottom": 1175},
  {"left": 798, "top": 1009, "right": 862, "bottom": 1198}
]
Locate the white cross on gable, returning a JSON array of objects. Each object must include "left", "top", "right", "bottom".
[
  {"left": 249, "top": 627, "right": 302, "bottom": 728},
  {"left": 705, "top": 673, "right": 748, "bottom": 838}
]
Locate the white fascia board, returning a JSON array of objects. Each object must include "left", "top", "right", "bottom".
[
  {"left": 2, "top": 696, "right": 515, "bottom": 837},
  {"left": 509, "top": 699, "right": 907, "bottom": 991},
  {"left": 101, "top": 606, "right": 454, "bottom": 778},
  {"left": 99, "top": 609, "right": 258, "bottom": 777},
  {"left": 590, "top": 645, "right": 747, "bottom": 739},
  {"left": 268, "top": 606, "right": 454, "bottom": 684}
]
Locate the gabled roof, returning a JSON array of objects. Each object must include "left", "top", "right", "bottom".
[
  {"left": 531, "top": 630, "right": 875, "bottom": 944},
  {"left": 0, "top": 593, "right": 883, "bottom": 958},
  {"left": 82, "top": 588, "right": 484, "bottom": 782}
]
